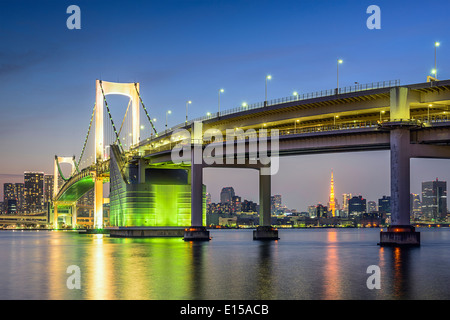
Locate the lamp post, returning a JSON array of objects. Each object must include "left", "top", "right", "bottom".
[
  {"left": 428, "top": 104, "right": 432, "bottom": 123},
  {"left": 165, "top": 110, "right": 171, "bottom": 133},
  {"left": 434, "top": 42, "right": 440, "bottom": 79},
  {"left": 218, "top": 89, "right": 224, "bottom": 116},
  {"left": 337, "top": 59, "right": 343, "bottom": 92},
  {"left": 265, "top": 75, "right": 272, "bottom": 105},
  {"left": 293, "top": 91, "right": 299, "bottom": 101},
  {"left": 334, "top": 115, "right": 339, "bottom": 126},
  {"left": 185, "top": 100, "right": 191, "bottom": 125},
  {"left": 380, "top": 110, "right": 385, "bottom": 122}
]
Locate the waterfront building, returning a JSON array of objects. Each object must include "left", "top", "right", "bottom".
[
  {"left": 422, "top": 178, "right": 447, "bottom": 221},
  {"left": 348, "top": 195, "right": 366, "bottom": 216},
  {"left": 220, "top": 187, "right": 235, "bottom": 204},
  {"left": 24, "top": 172, "right": 44, "bottom": 213}
]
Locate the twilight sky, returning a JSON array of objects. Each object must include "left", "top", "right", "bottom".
[{"left": 0, "top": 0, "right": 449, "bottom": 211}]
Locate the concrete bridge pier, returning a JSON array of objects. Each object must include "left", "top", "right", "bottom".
[
  {"left": 183, "top": 150, "right": 210, "bottom": 241},
  {"left": 379, "top": 87, "right": 419, "bottom": 246},
  {"left": 254, "top": 167, "right": 279, "bottom": 240},
  {"left": 379, "top": 127, "right": 420, "bottom": 246}
]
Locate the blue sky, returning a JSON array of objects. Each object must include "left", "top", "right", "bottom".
[{"left": 1, "top": 0, "right": 449, "bottom": 210}]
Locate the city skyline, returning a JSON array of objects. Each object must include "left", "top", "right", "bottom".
[
  {"left": 1, "top": 1, "right": 450, "bottom": 214},
  {"left": 2, "top": 155, "right": 450, "bottom": 214}
]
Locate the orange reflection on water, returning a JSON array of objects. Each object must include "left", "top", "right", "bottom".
[
  {"left": 323, "top": 230, "right": 340, "bottom": 299},
  {"left": 86, "top": 234, "right": 114, "bottom": 300}
]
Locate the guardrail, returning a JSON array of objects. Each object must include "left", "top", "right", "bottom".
[
  {"left": 142, "top": 120, "right": 383, "bottom": 155},
  {"left": 165, "top": 79, "right": 400, "bottom": 134}
]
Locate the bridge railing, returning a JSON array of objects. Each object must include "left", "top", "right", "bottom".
[
  {"left": 164, "top": 79, "right": 400, "bottom": 135},
  {"left": 143, "top": 120, "right": 382, "bottom": 155}
]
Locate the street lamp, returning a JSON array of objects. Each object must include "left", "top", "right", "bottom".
[
  {"left": 428, "top": 104, "right": 432, "bottom": 123},
  {"left": 337, "top": 59, "right": 343, "bottom": 92},
  {"left": 334, "top": 115, "right": 339, "bottom": 126},
  {"left": 434, "top": 42, "right": 440, "bottom": 79},
  {"left": 294, "top": 119, "right": 299, "bottom": 132},
  {"left": 293, "top": 91, "right": 299, "bottom": 101},
  {"left": 165, "top": 110, "right": 172, "bottom": 133},
  {"left": 380, "top": 110, "right": 385, "bottom": 122},
  {"left": 265, "top": 75, "right": 272, "bottom": 105},
  {"left": 185, "top": 100, "right": 192, "bottom": 124},
  {"left": 218, "top": 88, "right": 224, "bottom": 115}
]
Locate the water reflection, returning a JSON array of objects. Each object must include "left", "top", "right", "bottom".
[
  {"left": 188, "top": 241, "right": 206, "bottom": 299},
  {"left": 323, "top": 230, "right": 340, "bottom": 299},
  {"left": 3, "top": 229, "right": 450, "bottom": 299},
  {"left": 255, "top": 241, "right": 277, "bottom": 299},
  {"left": 379, "top": 246, "right": 418, "bottom": 299}
]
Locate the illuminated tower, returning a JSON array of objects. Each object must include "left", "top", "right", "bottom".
[{"left": 329, "top": 170, "right": 336, "bottom": 217}]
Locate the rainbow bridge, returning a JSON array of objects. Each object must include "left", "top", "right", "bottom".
[{"left": 53, "top": 78, "right": 450, "bottom": 244}]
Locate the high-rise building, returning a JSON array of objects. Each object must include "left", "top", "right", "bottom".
[
  {"left": 368, "top": 201, "right": 377, "bottom": 213},
  {"left": 342, "top": 193, "right": 352, "bottom": 216},
  {"left": 348, "top": 195, "right": 366, "bottom": 216},
  {"left": 410, "top": 193, "right": 421, "bottom": 218},
  {"left": 378, "top": 196, "right": 391, "bottom": 219},
  {"left": 3, "top": 183, "right": 24, "bottom": 213},
  {"left": 329, "top": 170, "right": 336, "bottom": 217},
  {"left": 422, "top": 179, "right": 447, "bottom": 221},
  {"left": 220, "top": 187, "right": 235, "bottom": 204},
  {"left": 24, "top": 172, "right": 44, "bottom": 213},
  {"left": 307, "top": 205, "right": 316, "bottom": 217},
  {"left": 44, "top": 174, "right": 54, "bottom": 205},
  {"left": 206, "top": 192, "right": 212, "bottom": 205},
  {"left": 316, "top": 204, "right": 328, "bottom": 218},
  {"left": 232, "top": 195, "right": 241, "bottom": 213},
  {"left": 3, "top": 183, "right": 16, "bottom": 204},
  {"left": 271, "top": 195, "right": 282, "bottom": 213}
]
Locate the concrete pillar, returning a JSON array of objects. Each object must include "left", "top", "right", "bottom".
[
  {"left": 390, "top": 128, "right": 411, "bottom": 226},
  {"left": 254, "top": 167, "right": 278, "bottom": 240},
  {"left": 379, "top": 86, "right": 419, "bottom": 246},
  {"left": 184, "top": 140, "right": 210, "bottom": 241},
  {"left": 190, "top": 161, "right": 203, "bottom": 227},
  {"left": 259, "top": 169, "right": 271, "bottom": 227}
]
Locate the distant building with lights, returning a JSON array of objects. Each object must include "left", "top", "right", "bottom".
[{"left": 422, "top": 179, "right": 447, "bottom": 221}]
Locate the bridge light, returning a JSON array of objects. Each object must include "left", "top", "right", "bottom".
[
  {"left": 206, "top": 112, "right": 211, "bottom": 116},
  {"left": 140, "top": 125, "right": 145, "bottom": 130}
]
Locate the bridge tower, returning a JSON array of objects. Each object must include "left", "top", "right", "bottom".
[
  {"left": 53, "top": 156, "right": 77, "bottom": 228},
  {"left": 94, "top": 80, "right": 140, "bottom": 229}
]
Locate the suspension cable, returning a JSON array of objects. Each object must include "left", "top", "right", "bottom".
[
  {"left": 77, "top": 102, "right": 96, "bottom": 168},
  {"left": 134, "top": 83, "right": 158, "bottom": 136},
  {"left": 116, "top": 98, "right": 131, "bottom": 144},
  {"left": 99, "top": 80, "right": 124, "bottom": 153}
]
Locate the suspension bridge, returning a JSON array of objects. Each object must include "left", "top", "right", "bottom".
[{"left": 53, "top": 78, "right": 450, "bottom": 244}]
